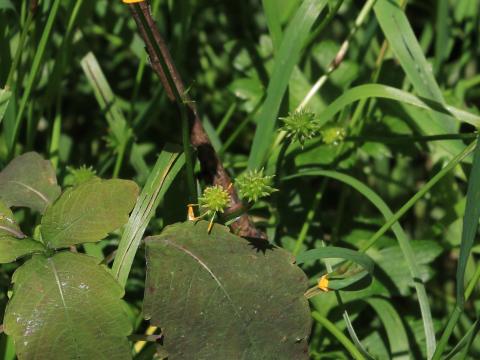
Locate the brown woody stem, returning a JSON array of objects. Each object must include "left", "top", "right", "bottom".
[{"left": 127, "top": 2, "right": 265, "bottom": 239}]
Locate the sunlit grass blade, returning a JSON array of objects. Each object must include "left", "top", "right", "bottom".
[
  {"left": 247, "top": 0, "right": 328, "bottom": 169},
  {"left": 0, "top": 88, "right": 11, "bottom": 124},
  {"left": 112, "top": 146, "right": 185, "bottom": 288},
  {"left": 316, "top": 84, "right": 480, "bottom": 129},
  {"left": 80, "top": 52, "right": 133, "bottom": 178},
  {"left": 374, "top": 0, "right": 462, "bottom": 155},
  {"left": 283, "top": 169, "right": 436, "bottom": 358},
  {"left": 366, "top": 298, "right": 410, "bottom": 360}
]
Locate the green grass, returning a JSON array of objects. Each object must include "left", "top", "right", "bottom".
[{"left": 1, "top": 0, "right": 480, "bottom": 358}]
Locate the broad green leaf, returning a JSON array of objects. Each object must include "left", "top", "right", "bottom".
[
  {"left": 4, "top": 252, "right": 131, "bottom": 359},
  {"left": 144, "top": 221, "right": 311, "bottom": 359},
  {"left": 0, "top": 152, "right": 61, "bottom": 214},
  {"left": 41, "top": 178, "right": 138, "bottom": 248},
  {"left": 0, "top": 200, "right": 24, "bottom": 238},
  {"left": 0, "top": 236, "right": 44, "bottom": 264},
  {"left": 0, "top": 88, "right": 11, "bottom": 124},
  {"left": 248, "top": 0, "right": 328, "bottom": 169}
]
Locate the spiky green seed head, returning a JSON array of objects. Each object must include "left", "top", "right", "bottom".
[
  {"left": 321, "top": 126, "right": 346, "bottom": 145},
  {"left": 236, "top": 168, "right": 277, "bottom": 203},
  {"left": 199, "top": 185, "right": 231, "bottom": 216},
  {"left": 279, "top": 109, "right": 321, "bottom": 146},
  {"left": 64, "top": 165, "right": 97, "bottom": 187}
]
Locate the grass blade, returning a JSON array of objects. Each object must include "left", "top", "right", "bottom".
[
  {"left": 0, "top": 88, "right": 11, "bottom": 124},
  {"left": 80, "top": 52, "right": 133, "bottom": 177},
  {"left": 366, "top": 298, "right": 410, "bottom": 360},
  {"left": 247, "top": 0, "right": 327, "bottom": 169},
  {"left": 112, "top": 147, "right": 185, "bottom": 288},
  {"left": 374, "top": 0, "right": 462, "bottom": 155},
  {"left": 6, "top": 0, "right": 62, "bottom": 157},
  {"left": 444, "top": 319, "right": 480, "bottom": 360},
  {"left": 311, "top": 311, "right": 366, "bottom": 360},
  {"left": 316, "top": 84, "right": 480, "bottom": 129},
  {"left": 283, "top": 169, "right": 436, "bottom": 358},
  {"left": 261, "top": 0, "right": 283, "bottom": 51},
  {"left": 297, "top": 247, "right": 375, "bottom": 291},
  {"left": 433, "top": 138, "right": 480, "bottom": 358}
]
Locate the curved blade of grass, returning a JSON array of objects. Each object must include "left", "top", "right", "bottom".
[
  {"left": 283, "top": 169, "right": 436, "bottom": 358},
  {"left": 297, "top": 247, "right": 374, "bottom": 290},
  {"left": 316, "top": 84, "right": 480, "bottom": 129},
  {"left": 374, "top": 0, "right": 461, "bottom": 155},
  {"left": 6, "top": 0, "right": 62, "bottom": 157},
  {"left": 433, "top": 139, "right": 480, "bottom": 359},
  {"left": 366, "top": 298, "right": 410, "bottom": 360},
  {"left": 112, "top": 146, "right": 185, "bottom": 288},
  {"left": 247, "top": 0, "right": 327, "bottom": 169},
  {"left": 311, "top": 311, "right": 366, "bottom": 360}
]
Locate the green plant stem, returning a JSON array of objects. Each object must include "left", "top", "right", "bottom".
[
  {"left": 346, "top": 133, "right": 477, "bottom": 143},
  {"left": 8, "top": 0, "right": 62, "bottom": 158},
  {"left": 360, "top": 140, "right": 476, "bottom": 252},
  {"left": 4, "top": 10, "right": 35, "bottom": 89},
  {"left": 219, "top": 99, "right": 263, "bottom": 156},
  {"left": 432, "top": 306, "right": 462, "bottom": 360},
  {"left": 180, "top": 104, "right": 196, "bottom": 203},
  {"left": 293, "top": 180, "right": 327, "bottom": 255},
  {"left": 216, "top": 102, "right": 236, "bottom": 136},
  {"left": 465, "top": 263, "right": 480, "bottom": 300},
  {"left": 272, "top": 0, "right": 377, "bottom": 154},
  {"left": 49, "top": 98, "right": 61, "bottom": 169},
  {"left": 128, "top": 4, "right": 263, "bottom": 239},
  {"left": 311, "top": 311, "right": 366, "bottom": 360}
]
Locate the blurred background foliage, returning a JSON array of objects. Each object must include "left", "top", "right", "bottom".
[{"left": 1, "top": 0, "right": 480, "bottom": 358}]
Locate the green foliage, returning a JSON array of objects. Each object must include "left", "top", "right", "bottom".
[
  {"left": 4, "top": 252, "right": 132, "bottom": 360},
  {"left": 0, "top": 152, "right": 60, "bottom": 214},
  {"left": 2, "top": 0, "right": 480, "bottom": 358},
  {"left": 144, "top": 221, "right": 311, "bottom": 359},
  {"left": 41, "top": 178, "right": 138, "bottom": 248},
  {"left": 63, "top": 165, "right": 97, "bottom": 187},
  {"left": 0, "top": 152, "right": 137, "bottom": 359}
]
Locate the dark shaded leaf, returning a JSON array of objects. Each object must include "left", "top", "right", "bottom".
[
  {"left": 144, "top": 220, "right": 311, "bottom": 359},
  {"left": 0, "top": 152, "right": 60, "bottom": 214},
  {"left": 0, "top": 236, "right": 44, "bottom": 264}
]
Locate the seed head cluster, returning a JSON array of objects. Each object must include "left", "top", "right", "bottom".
[
  {"left": 236, "top": 168, "right": 277, "bottom": 203},
  {"left": 279, "top": 109, "right": 321, "bottom": 146},
  {"left": 199, "top": 185, "right": 231, "bottom": 216}
]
